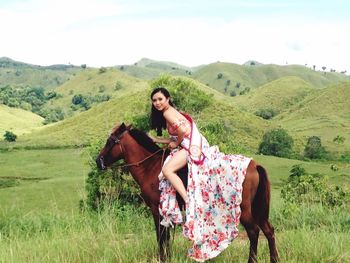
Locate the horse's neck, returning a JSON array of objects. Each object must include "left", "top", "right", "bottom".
[{"left": 123, "top": 141, "right": 162, "bottom": 182}]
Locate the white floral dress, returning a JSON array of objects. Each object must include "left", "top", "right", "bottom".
[{"left": 159, "top": 114, "right": 251, "bottom": 262}]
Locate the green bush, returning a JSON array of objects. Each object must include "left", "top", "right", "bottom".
[
  {"left": 150, "top": 75, "right": 212, "bottom": 114},
  {"left": 304, "top": 136, "right": 327, "bottom": 159},
  {"left": 281, "top": 164, "right": 349, "bottom": 208},
  {"left": 82, "top": 140, "right": 143, "bottom": 212},
  {"left": 4, "top": 131, "right": 17, "bottom": 142},
  {"left": 255, "top": 108, "right": 277, "bottom": 120},
  {"left": 258, "top": 128, "right": 294, "bottom": 158}
]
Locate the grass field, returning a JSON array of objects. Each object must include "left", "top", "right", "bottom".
[{"left": 0, "top": 148, "right": 349, "bottom": 262}]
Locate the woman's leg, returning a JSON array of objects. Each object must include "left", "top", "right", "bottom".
[{"left": 162, "top": 149, "right": 188, "bottom": 202}]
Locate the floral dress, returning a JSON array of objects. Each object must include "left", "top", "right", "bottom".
[{"left": 159, "top": 114, "right": 251, "bottom": 262}]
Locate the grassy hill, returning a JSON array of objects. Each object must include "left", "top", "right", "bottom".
[
  {"left": 191, "top": 62, "right": 350, "bottom": 94},
  {"left": 0, "top": 57, "right": 81, "bottom": 89},
  {"left": 277, "top": 81, "right": 350, "bottom": 157},
  {"left": 116, "top": 58, "right": 193, "bottom": 80},
  {"left": 233, "top": 76, "right": 315, "bottom": 114},
  {"left": 230, "top": 76, "right": 350, "bottom": 157},
  {"left": 10, "top": 76, "right": 268, "bottom": 153},
  {"left": 0, "top": 104, "right": 43, "bottom": 137},
  {"left": 44, "top": 67, "right": 149, "bottom": 116}
]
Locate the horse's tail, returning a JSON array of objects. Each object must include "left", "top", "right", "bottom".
[{"left": 252, "top": 165, "right": 271, "bottom": 224}]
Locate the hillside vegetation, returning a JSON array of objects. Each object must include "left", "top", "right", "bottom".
[
  {"left": 0, "top": 104, "right": 43, "bottom": 136},
  {"left": 115, "top": 58, "right": 194, "bottom": 80},
  {"left": 11, "top": 76, "right": 268, "bottom": 153},
  {"left": 0, "top": 58, "right": 349, "bottom": 263},
  {"left": 45, "top": 67, "right": 149, "bottom": 116},
  {"left": 0, "top": 57, "right": 81, "bottom": 89},
  {"left": 192, "top": 62, "right": 349, "bottom": 94},
  {"left": 277, "top": 81, "right": 350, "bottom": 157},
  {"left": 1, "top": 57, "right": 349, "bottom": 159},
  {"left": 233, "top": 76, "right": 315, "bottom": 114}
]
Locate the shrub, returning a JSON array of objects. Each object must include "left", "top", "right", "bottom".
[
  {"left": 333, "top": 135, "right": 345, "bottom": 144},
  {"left": 281, "top": 164, "right": 349, "bottom": 207},
  {"left": 258, "top": 128, "right": 294, "bottom": 158},
  {"left": 82, "top": 141, "right": 142, "bottom": 211},
  {"left": 4, "top": 131, "right": 17, "bottom": 142},
  {"left": 72, "top": 94, "right": 84, "bottom": 105},
  {"left": 115, "top": 81, "right": 123, "bottom": 91},
  {"left": 304, "top": 136, "right": 327, "bottom": 159},
  {"left": 41, "top": 107, "right": 65, "bottom": 124},
  {"left": 255, "top": 108, "right": 277, "bottom": 120},
  {"left": 98, "top": 85, "right": 106, "bottom": 93},
  {"left": 150, "top": 75, "right": 212, "bottom": 114},
  {"left": 99, "top": 67, "right": 107, "bottom": 74},
  {"left": 217, "top": 73, "right": 223, "bottom": 79}
]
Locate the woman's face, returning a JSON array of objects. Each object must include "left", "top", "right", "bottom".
[{"left": 152, "top": 91, "right": 170, "bottom": 111}]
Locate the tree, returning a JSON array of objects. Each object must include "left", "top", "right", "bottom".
[
  {"left": 81, "top": 64, "right": 87, "bottom": 69},
  {"left": 4, "top": 131, "right": 17, "bottom": 142},
  {"left": 115, "top": 81, "right": 123, "bottom": 91},
  {"left": 304, "top": 136, "right": 326, "bottom": 159},
  {"left": 217, "top": 73, "right": 223, "bottom": 79},
  {"left": 333, "top": 135, "right": 345, "bottom": 144},
  {"left": 255, "top": 108, "right": 277, "bottom": 120},
  {"left": 72, "top": 94, "right": 84, "bottom": 105},
  {"left": 99, "top": 67, "right": 107, "bottom": 74},
  {"left": 258, "top": 128, "right": 294, "bottom": 158}
]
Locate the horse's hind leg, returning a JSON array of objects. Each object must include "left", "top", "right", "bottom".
[
  {"left": 257, "top": 220, "right": 279, "bottom": 263},
  {"left": 241, "top": 209, "right": 260, "bottom": 263}
]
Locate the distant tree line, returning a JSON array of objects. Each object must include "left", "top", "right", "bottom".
[
  {"left": 258, "top": 128, "right": 329, "bottom": 160},
  {"left": 0, "top": 85, "right": 64, "bottom": 124}
]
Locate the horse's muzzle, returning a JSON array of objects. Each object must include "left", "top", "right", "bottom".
[{"left": 96, "top": 156, "right": 106, "bottom": 170}]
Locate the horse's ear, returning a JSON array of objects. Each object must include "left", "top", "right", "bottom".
[
  {"left": 126, "top": 124, "right": 132, "bottom": 130},
  {"left": 120, "top": 123, "right": 126, "bottom": 131}
]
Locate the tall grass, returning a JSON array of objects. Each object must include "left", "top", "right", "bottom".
[
  {"left": 0, "top": 202, "right": 349, "bottom": 263},
  {"left": 1, "top": 149, "right": 349, "bottom": 262}
]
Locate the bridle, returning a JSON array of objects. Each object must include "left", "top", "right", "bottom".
[{"left": 98, "top": 129, "right": 166, "bottom": 170}]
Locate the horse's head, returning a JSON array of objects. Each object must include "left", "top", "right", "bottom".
[{"left": 96, "top": 123, "right": 131, "bottom": 170}]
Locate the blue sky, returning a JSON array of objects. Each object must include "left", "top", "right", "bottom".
[{"left": 0, "top": 0, "right": 349, "bottom": 72}]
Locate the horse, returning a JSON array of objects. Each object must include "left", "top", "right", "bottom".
[{"left": 96, "top": 123, "right": 279, "bottom": 263}]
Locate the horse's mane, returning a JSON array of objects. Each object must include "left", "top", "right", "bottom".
[{"left": 129, "top": 129, "right": 162, "bottom": 153}]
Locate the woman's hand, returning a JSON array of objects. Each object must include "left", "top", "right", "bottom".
[{"left": 168, "top": 141, "right": 179, "bottom": 149}]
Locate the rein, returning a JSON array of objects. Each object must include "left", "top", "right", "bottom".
[{"left": 116, "top": 147, "right": 166, "bottom": 169}]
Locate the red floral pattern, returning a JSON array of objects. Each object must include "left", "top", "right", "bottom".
[{"left": 159, "top": 137, "right": 251, "bottom": 262}]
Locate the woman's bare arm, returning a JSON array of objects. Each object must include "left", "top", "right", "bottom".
[{"left": 148, "top": 134, "right": 171, "bottom": 144}]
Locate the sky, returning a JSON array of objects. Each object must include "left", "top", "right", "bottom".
[{"left": 0, "top": 0, "right": 349, "bottom": 72}]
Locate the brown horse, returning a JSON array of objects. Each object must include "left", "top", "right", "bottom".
[{"left": 96, "top": 123, "right": 279, "bottom": 263}]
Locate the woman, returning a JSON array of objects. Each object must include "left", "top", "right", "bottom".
[
  {"left": 149, "top": 87, "right": 251, "bottom": 262},
  {"left": 149, "top": 87, "right": 193, "bottom": 204}
]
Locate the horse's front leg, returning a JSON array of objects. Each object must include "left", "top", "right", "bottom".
[{"left": 151, "top": 204, "right": 170, "bottom": 262}]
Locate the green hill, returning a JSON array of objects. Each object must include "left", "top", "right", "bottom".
[
  {"left": 116, "top": 58, "right": 193, "bottom": 80},
  {"left": 192, "top": 62, "right": 349, "bottom": 94},
  {"left": 233, "top": 76, "right": 315, "bottom": 114},
  {"left": 0, "top": 57, "right": 81, "bottom": 89},
  {"left": 276, "top": 81, "right": 350, "bottom": 157},
  {"left": 12, "top": 76, "right": 268, "bottom": 152},
  {"left": 0, "top": 104, "right": 44, "bottom": 137},
  {"left": 45, "top": 67, "right": 149, "bottom": 116}
]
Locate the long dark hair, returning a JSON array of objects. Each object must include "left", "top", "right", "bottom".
[{"left": 150, "top": 87, "right": 174, "bottom": 136}]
